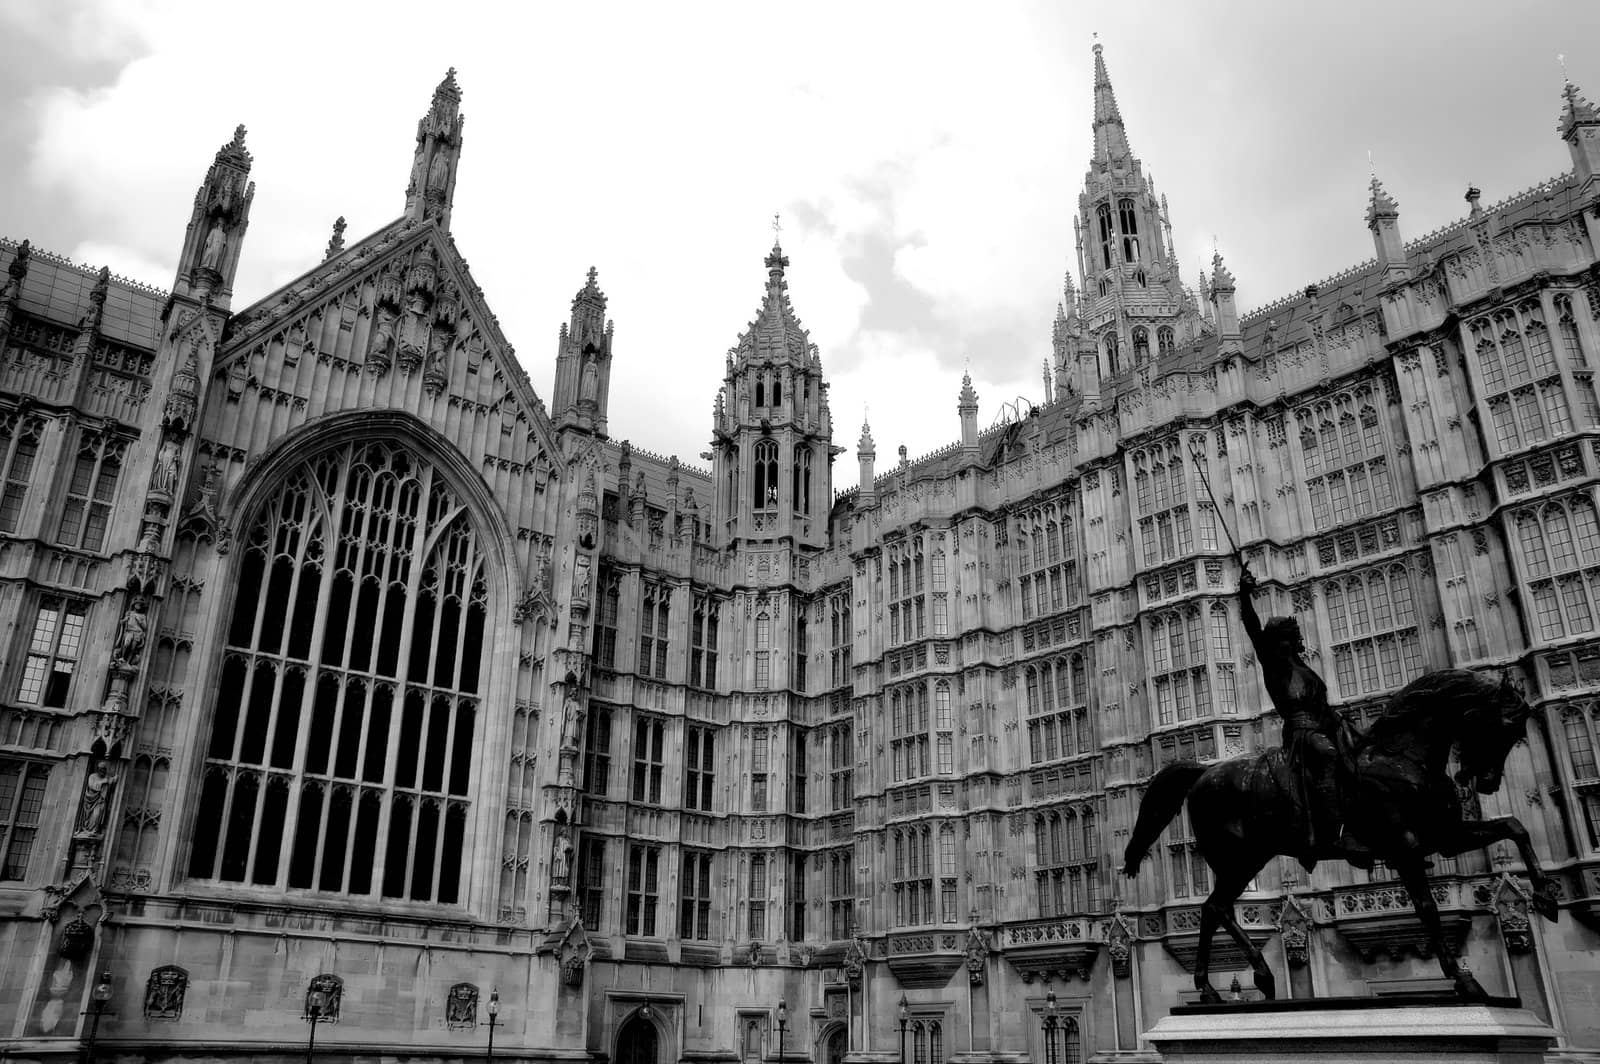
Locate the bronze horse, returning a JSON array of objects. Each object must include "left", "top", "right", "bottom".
[{"left": 1122, "top": 669, "right": 1559, "bottom": 1003}]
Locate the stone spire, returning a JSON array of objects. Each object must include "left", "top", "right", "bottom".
[
  {"left": 1091, "top": 42, "right": 1132, "bottom": 168},
  {"left": 1365, "top": 175, "right": 1399, "bottom": 227},
  {"left": 405, "top": 68, "right": 466, "bottom": 229},
  {"left": 958, "top": 372, "right": 981, "bottom": 454},
  {"left": 732, "top": 239, "right": 813, "bottom": 369}
]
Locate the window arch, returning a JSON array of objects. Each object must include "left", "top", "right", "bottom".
[
  {"left": 1157, "top": 327, "right": 1175, "bottom": 357},
  {"left": 792, "top": 446, "right": 813, "bottom": 515},
  {"left": 753, "top": 440, "right": 778, "bottom": 509},
  {"left": 1104, "top": 332, "right": 1121, "bottom": 376},
  {"left": 1132, "top": 327, "right": 1150, "bottom": 364},
  {"left": 189, "top": 440, "right": 492, "bottom": 902},
  {"left": 1118, "top": 198, "right": 1140, "bottom": 264},
  {"left": 1096, "top": 203, "right": 1114, "bottom": 270}
]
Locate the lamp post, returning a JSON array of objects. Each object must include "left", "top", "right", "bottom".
[
  {"left": 777, "top": 999, "right": 788, "bottom": 1064},
  {"left": 486, "top": 989, "right": 502, "bottom": 1063},
  {"left": 81, "top": 970, "right": 113, "bottom": 1064},
  {"left": 639, "top": 999, "right": 653, "bottom": 1024},
  {"left": 897, "top": 995, "right": 909, "bottom": 1064},
  {"left": 1042, "top": 989, "right": 1059, "bottom": 1064},
  {"left": 305, "top": 987, "right": 330, "bottom": 1064}
]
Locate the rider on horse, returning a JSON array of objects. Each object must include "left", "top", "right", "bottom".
[{"left": 1237, "top": 560, "right": 1352, "bottom": 870}]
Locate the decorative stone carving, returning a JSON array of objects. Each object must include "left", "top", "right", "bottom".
[
  {"left": 963, "top": 920, "right": 991, "bottom": 984},
  {"left": 1104, "top": 911, "right": 1134, "bottom": 977},
  {"left": 1278, "top": 894, "right": 1312, "bottom": 968},
  {"left": 144, "top": 965, "right": 188, "bottom": 1020},
  {"left": 446, "top": 982, "right": 479, "bottom": 1029},
  {"left": 305, "top": 974, "right": 343, "bottom": 1021},
  {"left": 1489, "top": 875, "right": 1534, "bottom": 954}
]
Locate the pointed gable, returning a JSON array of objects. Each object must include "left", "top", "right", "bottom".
[{"left": 216, "top": 216, "right": 560, "bottom": 480}]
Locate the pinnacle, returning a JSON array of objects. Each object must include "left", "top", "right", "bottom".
[
  {"left": 214, "top": 123, "right": 253, "bottom": 166},
  {"left": 1366, "top": 174, "right": 1399, "bottom": 225},
  {"left": 575, "top": 265, "right": 606, "bottom": 303},
  {"left": 858, "top": 418, "right": 875, "bottom": 453},
  {"left": 959, "top": 371, "right": 979, "bottom": 408},
  {"left": 437, "top": 67, "right": 462, "bottom": 100},
  {"left": 1210, "top": 250, "right": 1236, "bottom": 292},
  {"left": 1560, "top": 78, "right": 1600, "bottom": 137}
]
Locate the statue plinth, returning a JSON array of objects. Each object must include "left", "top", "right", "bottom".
[{"left": 1146, "top": 997, "right": 1553, "bottom": 1064}]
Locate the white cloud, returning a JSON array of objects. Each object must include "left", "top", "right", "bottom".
[{"left": 5, "top": 0, "right": 1600, "bottom": 487}]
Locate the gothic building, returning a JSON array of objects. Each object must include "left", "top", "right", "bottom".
[{"left": 3, "top": 45, "right": 1600, "bottom": 1064}]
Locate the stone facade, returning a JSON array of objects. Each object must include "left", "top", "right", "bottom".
[{"left": 2, "top": 47, "right": 1600, "bottom": 1064}]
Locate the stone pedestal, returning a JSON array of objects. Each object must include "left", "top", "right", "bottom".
[{"left": 1144, "top": 997, "right": 1554, "bottom": 1064}]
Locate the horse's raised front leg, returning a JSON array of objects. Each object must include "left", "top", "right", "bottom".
[
  {"left": 1436, "top": 815, "right": 1560, "bottom": 923},
  {"left": 1203, "top": 865, "right": 1277, "bottom": 1000},
  {"left": 1395, "top": 855, "right": 1485, "bottom": 1000}
]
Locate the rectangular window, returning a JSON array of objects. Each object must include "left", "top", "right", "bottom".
[
  {"left": 626, "top": 844, "right": 661, "bottom": 936},
  {"left": 56, "top": 433, "right": 123, "bottom": 552},
  {"left": 751, "top": 727, "right": 769, "bottom": 812},
  {"left": 690, "top": 593, "right": 719, "bottom": 689},
  {"left": 632, "top": 716, "right": 664, "bottom": 804},
  {"left": 755, "top": 613, "right": 772, "bottom": 689},
  {"left": 578, "top": 837, "right": 606, "bottom": 930},
  {"left": 680, "top": 850, "right": 714, "bottom": 939},
  {"left": 829, "top": 849, "right": 853, "bottom": 939},
  {"left": 637, "top": 582, "right": 670, "bottom": 679},
  {"left": 0, "top": 760, "right": 49, "bottom": 881},
  {"left": 685, "top": 724, "right": 715, "bottom": 811},
  {"left": 0, "top": 414, "right": 43, "bottom": 534},
  {"left": 790, "top": 851, "right": 807, "bottom": 940},
  {"left": 748, "top": 855, "right": 767, "bottom": 938},
  {"left": 16, "top": 598, "right": 87, "bottom": 708},
  {"left": 932, "top": 594, "right": 948, "bottom": 636},
  {"left": 582, "top": 706, "right": 613, "bottom": 795},
  {"left": 792, "top": 730, "right": 808, "bottom": 813},
  {"left": 596, "top": 571, "right": 620, "bottom": 668},
  {"left": 830, "top": 723, "right": 853, "bottom": 811},
  {"left": 795, "top": 614, "right": 808, "bottom": 693}
]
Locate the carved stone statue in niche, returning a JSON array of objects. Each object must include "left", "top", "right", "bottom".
[
  {"left": 579, "top": 357, "right": 599, "bottom": 405},
  {"left": 370, "top": 306, "right": 397, "bottom": 368},
  {"left": 113, "top": 596, "right": 149, "bottom": 667},
  {"left": 76, "top": 758, "right": 117, "bottom": 836},
  {"left": 560, "top": 691, "right": 584, "bottom": 750},
  {"left": 200, "top": 223, "right": 227, "bottom": 272},
  {"left": 138, "top": 522, "right": 162, "bottom": 555},
  {"left": 428, "top": 149, "right": 451, "bottom": 192},
  {"left": 573, "top": 555, "right": 592, "bottom": 604},
  {"left": 150, "top": 439, "right": 181, "bottom": 499},
  {"left": 552, "top": 828, "right": 573, "bottom": 884}
]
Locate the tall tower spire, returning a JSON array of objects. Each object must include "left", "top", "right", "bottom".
[
  {"left": 405, "top": 68, "right": 465, "bottom": 229},
  {"left": 552, "top": 267, "right": 614, "bottom": 438},
  {"left": 1091, "top": 42, "right": 1132, "bottom": 168}
]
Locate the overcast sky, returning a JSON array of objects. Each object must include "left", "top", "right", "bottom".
[{"left": 3, "top": 1, "right": 1597, "bottom": 486}]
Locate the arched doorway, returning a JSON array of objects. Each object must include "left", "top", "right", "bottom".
[
  {"left": 825, "top": 1025, "right": 847, "bottom": 1064},
  {"left": 617, "top": 1013, "right": 658, "bottom": 1064}
]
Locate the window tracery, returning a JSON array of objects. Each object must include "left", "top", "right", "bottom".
[
  {"left": 1512, "top": 492, "right": 1600, "bottom": 641},
  {"left": 188, "top": 441, "right": 489, "bottom": 904},
  {"left": 1323, "top": 563, "right": 1422, "bottom": 697}
]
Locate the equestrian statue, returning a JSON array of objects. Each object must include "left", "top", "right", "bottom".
[{"left": 1122, "top": 442, "right": 1560, "bottom": 1004}]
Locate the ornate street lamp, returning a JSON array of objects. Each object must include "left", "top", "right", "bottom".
[
  {"left": 82, "top": 970, "right": 113, "bottom": 1064},
  {"left": 897, "top": 995, "right": 909, "bottom": 1064},
  {"left": 305, "top": 986, "right": 330, "bottom": 1064},
  {"left": 486, "top": 989, "right": 502, "bottom": 1063},
  {"left": 777, "top": 1000, "right": 788, "bottom": 1063},
  {"left": 1042, "top": 989, "right": 1059, "bottom": 1064}
]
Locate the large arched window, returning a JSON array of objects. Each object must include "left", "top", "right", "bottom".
[
  {"left": 188, "top": 441, "right": 490, "bottom": 903},
  {"left": 793, "top": 446, "right": 813, "bottom": 516},
  {"left": 1118, "top": 198, "right": 1141, "bottom": 264}
]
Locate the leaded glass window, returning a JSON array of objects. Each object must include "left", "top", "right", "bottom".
[{"left": 188, "top": 441, "right": 490, "bottom": 903}]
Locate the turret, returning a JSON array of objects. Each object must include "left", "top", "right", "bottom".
[
  {"left": 174, "top": 125, "right": 255, "bottom": 307},
  {"left": 857, "top": 420, "right": 876, "bottom": 506},
  {"left": 708, "top": 239, "right": 835, "bottom": 548},
  {"left": 1366, "top": 175, "right": 1407, "bottom": 280},
  {"left": 552, "top": 267, "right": 613, "bottom": 438},
  {"left": 405, "top": 69, "right": 465, "bottom": 230},
  {"left": 1560, "top": 78, "right": 1600, "bottom": 191},
  {"left": 958, "top": 373, "right": 979, "bottom": 453},
  {"left": 1210, "top": 252, "right": 1239, "bottom": 343}
]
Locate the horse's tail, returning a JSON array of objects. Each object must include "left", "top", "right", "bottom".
[{"left": 1122, "top": 760, "right": 1206, "bottom": 876}]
